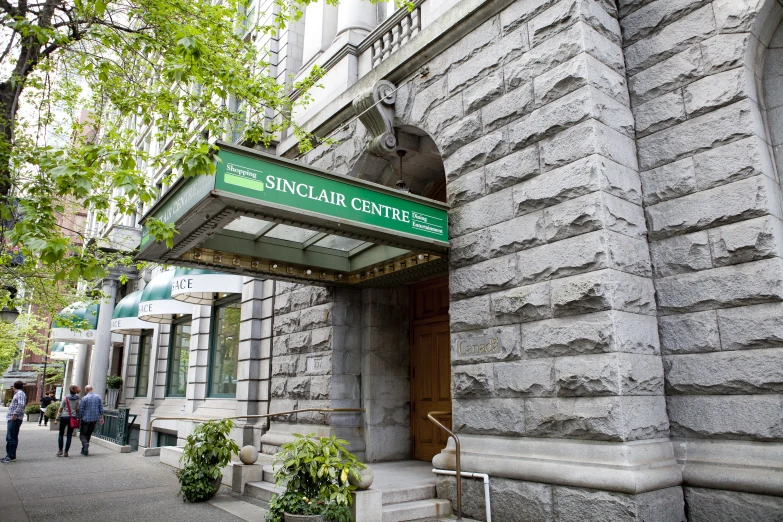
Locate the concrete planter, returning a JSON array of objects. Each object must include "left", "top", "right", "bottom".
[
  {"left": 284, "top": 514, "right": 324, "bottom": 522},
  {"left": 106, "top": 388, "right": 119, "bottom": 409},
  {"left": 49, "top": 420, "right": 58, "bottom": 431},
  {"left": 26, "top": 413, "right": 40, "bottom": 423}
]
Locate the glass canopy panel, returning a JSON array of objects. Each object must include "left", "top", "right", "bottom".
[
  {"left": 262, "top": 224, "right": 320, "bottom": 243},
  {"left": 224, "top": 216, "right": 272, "bottom": 235},
  {"left": 312, "top": 235, "right": 367, "bottom": 252}
]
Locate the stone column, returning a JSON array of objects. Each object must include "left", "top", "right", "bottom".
[
  {"left": 62, "top": 359, "right": 73, "bottom": 395},
  {"left": 335, "top": 0, "right": 376, "bottom": 38},
  {"left": 185, "top": 305, "right": 211, "bottom": 415},
  {"left": 70, "top": 343, "right": 90, "bottom": 392},
  {"left": 89, "top": 279, "right": 117, "bottom": 399},
  {"left": 301, "top": 0, "right": 338, "bottom": 66},
  {"left": 235, "top": 278, "right": 272, "bottom": 447},
  {"left": 138, "top": 323, "right": 160, "bottom": 449}
]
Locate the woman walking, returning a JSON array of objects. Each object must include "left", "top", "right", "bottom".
[{"left": 56, "top": 385, "right": 80, "bottom": 457}]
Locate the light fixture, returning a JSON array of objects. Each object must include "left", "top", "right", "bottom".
[
  {"left": 395, "top": 149, "right": 409, "bottom": 192},
  {"left": 0, "top": 307, "right": 19, "bottom": 324}
]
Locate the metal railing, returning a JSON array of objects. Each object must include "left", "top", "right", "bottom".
[
  {"left": 428, "top": 411, "right": 461, "bottom": 521},
  {"left": 145, "top": 407, "right": 365, "bottom": 448},
  {"left": 94, "top": 408, "right": 138, "bottom": 446}
]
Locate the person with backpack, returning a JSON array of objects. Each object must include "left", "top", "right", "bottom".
[{"left": 55, "top": 385, "right": 81, "bottom": 457}]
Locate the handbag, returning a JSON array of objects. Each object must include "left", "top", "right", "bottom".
[{"left": 65, "top": 399, "right": 79, "bottom": 429}]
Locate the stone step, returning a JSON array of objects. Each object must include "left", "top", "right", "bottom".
[
  {"left": 244, "top": 480, "right": 284, "bottom": 503},
  {"left": 382, "top": 499, "right": 452, "bottom": 522},
  {"left": 262, "top": 464, "right": 281, "bottom": 484},
  {"left": 381, "top": 484, "right": 438, "bottom": 506}
]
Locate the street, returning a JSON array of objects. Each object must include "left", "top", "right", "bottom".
[{"left": 0, "top": 407, "right": 267, "bottom": 522}]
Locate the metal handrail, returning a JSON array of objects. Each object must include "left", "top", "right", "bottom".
[
  {"left": 145, "top": 407, "right": 365, "bottom": 448},
  {"left": 428, "top": 410, "right": 461, "bottom": 521}
]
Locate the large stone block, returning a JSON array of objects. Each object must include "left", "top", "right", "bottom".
[
  {"left": 452, "top": 325, "right": 522, "bottom": 365},
  {"left": 522, "top": 310, "right": 660, "bottom": 358},
  {"left": 452, "top": 363, "right": 495, "bottom": 398},
  {"left": 495, "top": 358, "right": 556, "bottom": 397},
  {"left": 649, "top": 231, "right": 712, "bottom": 277},
  {"left": 534, "top": 52, "right": 629, "bottom": 109},
  {"left": 554, "top": 486, "right": 686, "bottom": 522},
  {"left": 555, "top": 353, "right": 663, "bottom": 396},
  {"left": 525, "top": 396, "right": 669, "bottom": 441},
  {"left": 453, "top": 397, "right": 525, "bottom": 435},
  {"left": 451, "top": 295, "right": 492, "bottom": 332},
  {"left": 516, "top": 230, "right": 609, "bottom": 285},
  {"left": 658, "top": 311, "right": 720, "bottom": 355},
  {"left": 490, "top": 281, "right": 552, "bottom": 325},
  {"left": 716, "top": 303, "right": 783, "bottom": 351},
  {"left": 450, "top": 229, "right": 490, "bottom": 268},
  {"left": 446, "top": 167, "right": 486, "bottom": 207},
  {"left": 629, "top": 44, "right": 703, "bottom": 106},
  {"left": 624, "top": 5, "right": 715, "bottom": 76},
  {"left": 450, "top": 254, "right": 518, "bottom": 299},
  {"left": 708, "top": 216, "right": 782, "bottom": 267},
  {"left": 551, "top": 269, "right": 656, "bottom": 317},
  {"left": 620, "top": 0, "right": 708, "bottom": 46},
  {"left": 500, "top": 0, "right": 559, "bottom": 35},
  {"left": 450, "top": 186, "right": 514, "bottom": 237},
  {"left": 482, "top": 81, "right": 535, "bottom": 132},
  {"left": 463, "top": 69, "right": 504, "bottom": 114},
  {"left": 693, "top": 135, "right": 774, "bottom": 192},
  {"left": 539, "top": 119, "right": 639, "bottom": 173},
  {"left": 683, "top": 67, "right": 748, "bottom": 118},
  {"left": 488, "top": 211, "right": 546, "bottom": 258},
  {"left": 440, "top": 113, "right": 483, "bottom": 157},
  {"left": 512, "top": 86, "right": 635, "bottom": 150},
  {"left": 646, "top": 175, "right": 775, "bottom": 240},
  {"left": 483, "top": 145, "right": 540, "bottom": 194},
  {"left": 528, "top": 0, "right": 620, "bottom": 48},
  {"left": 654, "top": 258, "right": 783, "bottom": 313},
  {"left": 668, "top": 395, "right": 783, "bottom": 440},
  {"left": 437, "top": 475, "right": 554, "bottom": 522},
  {"left": 664, "top": 348, "right": 783, "bottom": 395},
  {"left": 637, "top": 100, "right": 756, "bottom": 171},
  {"left": 409, "top": 76, "right": 448, "bottom": 124},
  {"left": 684, "top": 487, "right": 783, "bottom": 522},
  {"left": 443, "top": 127, "right": 510, "bottom": 181},
  {"left": 543, "top": 192, "right": 604, "bottom": 242},
  {"left": 505, "top": 24, "right": 585, "bottom": 89},
  {"left": 632, "top": 91, "right": 686, "bottom": 138}
]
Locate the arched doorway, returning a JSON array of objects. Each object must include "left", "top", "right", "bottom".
[{"left": 350, "top": 127, "right": 451, "bottom": 462}]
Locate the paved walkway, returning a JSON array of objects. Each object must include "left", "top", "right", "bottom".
[{"left": 0, "top": 407, "right": 264, "bottom": 522}]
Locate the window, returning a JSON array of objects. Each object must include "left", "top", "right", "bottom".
[
  {"left": 166, "top": 315, "right": 192, "bottom": 397},
  {"left": 156, "top": 431, "right": 178, "bottom": 447},
  {"left": 135, "top": 331, "right": 153, "bottom": 397},
  {"left": 208, "top": 295, "right": 241, "bottom": 397}
]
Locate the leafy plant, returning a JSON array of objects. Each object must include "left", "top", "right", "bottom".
[
  {"left": 24, "top": 404, "right": 41, "bottom": 415},
  {"left": 106, "top": 375, "right": 123, "bottom": 389},
  {"left": 176, "top": 419, "right": 239, "bottom": 503},
  {"left": 266, "top": 433, "right": 365, "bottom": 522},
  {"left": 45, "top": 401, "right": 60, "bottom": 419}
]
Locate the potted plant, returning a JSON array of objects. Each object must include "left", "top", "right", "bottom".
[
  {"left": 25, "top": 404, "right": 41, "bottom": 423},
  {"left": 46, "top": 401, "right": 60, "bottom": 430},
  {"left": 266, "top": 433, "right": 365, "bottom": 522},
  {"left": 106, "top": 375, "right": 122, "bottom": 408},
  {"left": 176, "top": 419, "right": 239, "bottom": 502}
]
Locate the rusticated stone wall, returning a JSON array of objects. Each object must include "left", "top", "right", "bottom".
[{"left": 619, "top": 0, "right": 783, "bottom": 519}]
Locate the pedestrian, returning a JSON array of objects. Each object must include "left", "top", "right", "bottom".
[
  {"left": 39, "top": 392, "right": 54, "bottom": 426},
  {"left": 56, "top": 385, "right": 80, "bottom": 457},
  {"left": 2, "top": 380, "right": 26, "bottom": 463},
  {"left": 78, "top": 385, "right": 104, "bottom": 456}
]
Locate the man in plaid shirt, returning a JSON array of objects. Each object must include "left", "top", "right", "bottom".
[
  {"left": 2, "top": 380, "right": 26, "bottom": 463},
  {"left": 79, "top": 384, "right": 104, "bottom": 456}
]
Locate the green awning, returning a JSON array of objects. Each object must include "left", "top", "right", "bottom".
[
  {"left": 51, "top": 302, "right": 100, "bottom": 345},
  {"left": 111, "top": 290, "right": 154, "bottom": 334},
  {"left": 139, "top": 270, "right": 194, "bottom": 323},
  {"left": 171, "top": 267, "right": 244, "bottom": 304},
  {"left": 136, "top": 141, "right": 448, "bottom": 287}
]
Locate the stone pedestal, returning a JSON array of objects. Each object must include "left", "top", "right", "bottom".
[
  {"left": 351, "top": 489, "right": 382, "bottom": 522},
  {"left": 230, "top": 462, "right": 264, "bottom": 494}
]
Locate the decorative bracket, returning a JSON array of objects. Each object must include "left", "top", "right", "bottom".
[{"left": 352, "top": 80, "right": 397, "bottom": 157}]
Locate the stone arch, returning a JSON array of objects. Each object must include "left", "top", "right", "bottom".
[{"left": 754, "top": 0, "right": 783, "bottom": 181}]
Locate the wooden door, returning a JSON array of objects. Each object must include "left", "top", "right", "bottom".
[{"left": 411, "top": 278, "right": 451, "bottom": 461}]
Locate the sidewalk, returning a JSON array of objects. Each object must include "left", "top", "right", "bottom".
[{"left": 0, "top": 406, "right": 262, "bottom": 522}]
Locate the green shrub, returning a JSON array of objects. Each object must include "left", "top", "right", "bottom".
[
  {"left": 24, "top": 404, "right": 41, "bottom": 415},
  {"left": 106, "top": 375, "right": 123, "bottom": 389},
  {"left": 45, "top": 401, "right": 59, "bottom": 419},
  {"left": 266, "top": 433, "right": 365, "bottom": 522},
  {"left": 176, "top": 419, "right": 239, "bottom": 503}
]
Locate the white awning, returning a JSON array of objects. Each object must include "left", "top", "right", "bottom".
[{"left": 171, "top": 268, "right": 244, "bottom": 304}]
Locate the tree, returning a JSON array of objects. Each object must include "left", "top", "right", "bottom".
[{"left": 0, "top": 0, "right": 331, "bottom": 312}]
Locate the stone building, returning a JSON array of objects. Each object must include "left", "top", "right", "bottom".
[{"left": 55, "top": 0, "right": 783, "bottom": 520}]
